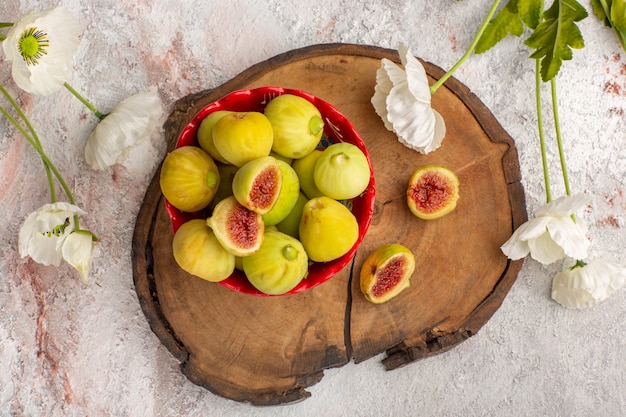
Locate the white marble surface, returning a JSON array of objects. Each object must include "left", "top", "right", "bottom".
[{"left": 1, "top": 1, "right": 625, "bottom": 416}]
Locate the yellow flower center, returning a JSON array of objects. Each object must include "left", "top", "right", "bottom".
[{"left": 18, "top": 27, "right": 49, "bottom": 66}]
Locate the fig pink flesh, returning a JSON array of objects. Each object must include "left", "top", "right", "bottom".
[
  {"left": 250, "top": 167, "right": 279, "bottom": 210},
  {"left": 408, "top": 172, "right": 453, "bottom": 214},
  {"left": 229, "top": 204, "right": 262, "bottom": 249},
  {"left": 371, "top": 257, "right": 406, "bottom": 297}
]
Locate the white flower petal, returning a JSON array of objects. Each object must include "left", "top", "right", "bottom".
[
  {"left": 536, "top": 193, "right": 589, "bottom": 217},
  {"left": 84, "top": 91, "right": 162, "bottom": 170},
  {"left": 546, "top": 217, "right": 590, "bottom": 260},
  {"left": 398, "top": 43, "right": 431, "bottom": 103},
  {"left": 371, "top": 62, "right": 395, "bottom": 132},
  {"left": 552, "top": 259, "right": 626, "bottom": 309},
  {"left": 18, "top": 202, "right": 85, "bottom": 266},
  {"left": 527, "top": 231, "right": 566, "bottom": 264},
  {"left": 2, "top": 6, "right": 80, "bottom": 96},
  {"left": 500, "top": 225, "right": 532, "bottom": 260},
  {"left": 61, "top": 231, "right": 95, "bottom": 283},
  {"left": 371, "top": 45, "right": 446, "bottom": 155}
]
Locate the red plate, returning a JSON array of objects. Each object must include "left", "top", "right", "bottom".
[{"left": 165, "top": 86, "right": 376, "bottom": 296}]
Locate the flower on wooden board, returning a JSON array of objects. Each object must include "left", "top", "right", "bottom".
[
  {"left": 371, "top": 43, "right": 446, "bottom": 154},
  {"left": 2, "top": 6, "right": 80, "bottom": 96}
]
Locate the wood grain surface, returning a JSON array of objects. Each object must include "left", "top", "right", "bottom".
[{"left": 131, "top": 43, "right": 527, "bottom": 405}]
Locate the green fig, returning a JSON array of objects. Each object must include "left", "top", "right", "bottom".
[
  {"left": 276, "top": 192, "right": 308, "bottom": 239},
  {"left": 292, "top": 149, "right": 325, "bottom": 199},
  {"left": 314, "top": 142, "right": 371, "bottom": 200},
  {"left": 299, "top": 196, "right": 359, "bottom": 262},
  {"left": 264, "top": 94, "right": 324, "bottom": 159},
  {"left": 242, "top": 230, "right": 308, "bottom": 295},
  {"left": 197, "top": 110, "right": 233, "bottom": 164},
  {"left": 172, "top": 219, "right": 235, "bottom": 282}
]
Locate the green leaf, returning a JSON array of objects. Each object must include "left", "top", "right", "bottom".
[
  {"left": 475, "top": 1, "right": 525, "bottom": 53},
  {"left": 524, "top": 0, "right": 588, "bottom": 81},
  {"left": 611, "top": 0, "right": 626, "bottom": 31},
  {"left": 516, "top": 0, "right": 546, "bottom": 29},
  {"left": 591, "top": 0, "right": 610, "bottom": 23}
]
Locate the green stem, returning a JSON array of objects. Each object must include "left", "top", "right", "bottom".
[
  {"left": 0, "top": 87, "right": 76, "bottom": 207},
  {"left": 63, "top": 82, "right": 106, "bottom": 120},
  {"left": 0, "top": 85, "right": 58, "bottom": 201},
  {"left": 598, "top": 0, "right": 626, "bottom": 52},
  {"left": 550, "top": 79, "right": 571, "bottom": 196},
  {"left": 430, "top": 0, "right": 502, "bottom": 94},
  {"left": 535, "top": 59, "right": 552, "bottom": 203}
]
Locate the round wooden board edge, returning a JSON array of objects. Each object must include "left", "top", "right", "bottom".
[{"left": 131, "top": 42, "right": 528, "bottom": 402}]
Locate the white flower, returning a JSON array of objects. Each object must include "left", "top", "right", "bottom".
[
  {"left": 84, "top": 91, "right": 163, "bottom": 170},
  {"left": 2, "top": 6, "right": 80, "bottom": 96},
  {"left": 18, "top": 202, "right": 85, "bottom": 266},
  {"left": 500, "top": 194, "right": 590, "bottom": 264},
  {"left": 61, "top": 230, "right": 96, "bottom": 283},
  {"left": 552, "top": 259, "right": 626, "bottom": 309},
  {"left": 371, "top": 43, "right": 446, "bottom": 154}
]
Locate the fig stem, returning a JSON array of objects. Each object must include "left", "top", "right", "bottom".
[
  {"left": 308, "top": 115, "right": 324, "bottom": 136},
  {"left": 206, "top": 170, "right": 219, "bottom": 189},
  {"left": 330, "top": 152, "right": 348, "bottom": 166},
  {"left": 282, "top": 245, "right": 299, "bottom": 261}
]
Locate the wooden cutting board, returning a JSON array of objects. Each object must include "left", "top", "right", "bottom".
[{"left": 132, "top": 43, "right": 527, "bottom": 406}]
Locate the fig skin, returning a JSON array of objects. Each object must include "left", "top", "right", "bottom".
[
  {"left": 232, "top": 156, "right": 283, "bottom": 215},
  {"left": 314, "top": 142, "right": 371, "bottom": 200},
  {"left": 276, "top": 192, "right": 308, "bottom": 239},
  {"left": 212, "top": 111, "right": 274, "bottom": 167},
  {"left": 299, "top": 196, "right": 359, "bottom": 262},
  {"left": 172, "top": 219, "right": 235, "bottom": 282},
  {"left": 160, "top": 146, "right": 221, "bottom": 212},
  {"left": 263, "top": 159, "right": 300, "bottom": 226},
  {"left": 407, "top": 165, "right": 460, "bottom": 220},
  {"left": 292, "top": 149, "right": 326, "bottom": 199},
  {"left": 206, "top": 196, "right": 265, "bottom": 257},
  {"left": 360, "top": 244, "right": 415, "bottom": 304},
  {"left": 264, "top": 94, "right": 325, "bottom": 159},
  {"left": 242, "top": 230, "right": 309, "bottom": 295},
  {"left": 207, "top": 163, "right": 239, "bottom": 213},
  {"left": 197, "top": 110, "right": 234, "bottom": 164}
]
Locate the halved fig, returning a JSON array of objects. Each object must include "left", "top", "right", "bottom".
[
  {"left": 262, "top": 159, "right": 300, "bottom": 226},
  {"left": 232, "top": 156, "right": 283, "bottom": 215},
  {"left": 360, "top": 244, "right": 415, "bottom": 304},
  {"left": 206, "top": 195, "right": 265, "bottom": 257},
  {"left": 406, "top": 165, "right": 460, "bottom": 220}
]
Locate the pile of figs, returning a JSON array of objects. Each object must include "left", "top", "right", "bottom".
[{"left": 160, "top": 92, "right": 373, "bottom": 295}]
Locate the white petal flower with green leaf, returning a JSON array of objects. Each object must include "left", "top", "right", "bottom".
[
  {"left": 552, "top": 259, "right": 626, "bottom": 309},
  {"left": 18, "top": 202, "right": 85, "bottom": 266},
  {"left": 500, "top": 194, "right": 590, "bottom": 265},
  {"left": 371, "top": 43, "right": 445, "bottom": 154},
  {"left": 83, "top": 91, "right": 163, "bottom": 170},
  {"left": 2, "top": 6, "right": 80, "bottom": 96}
]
